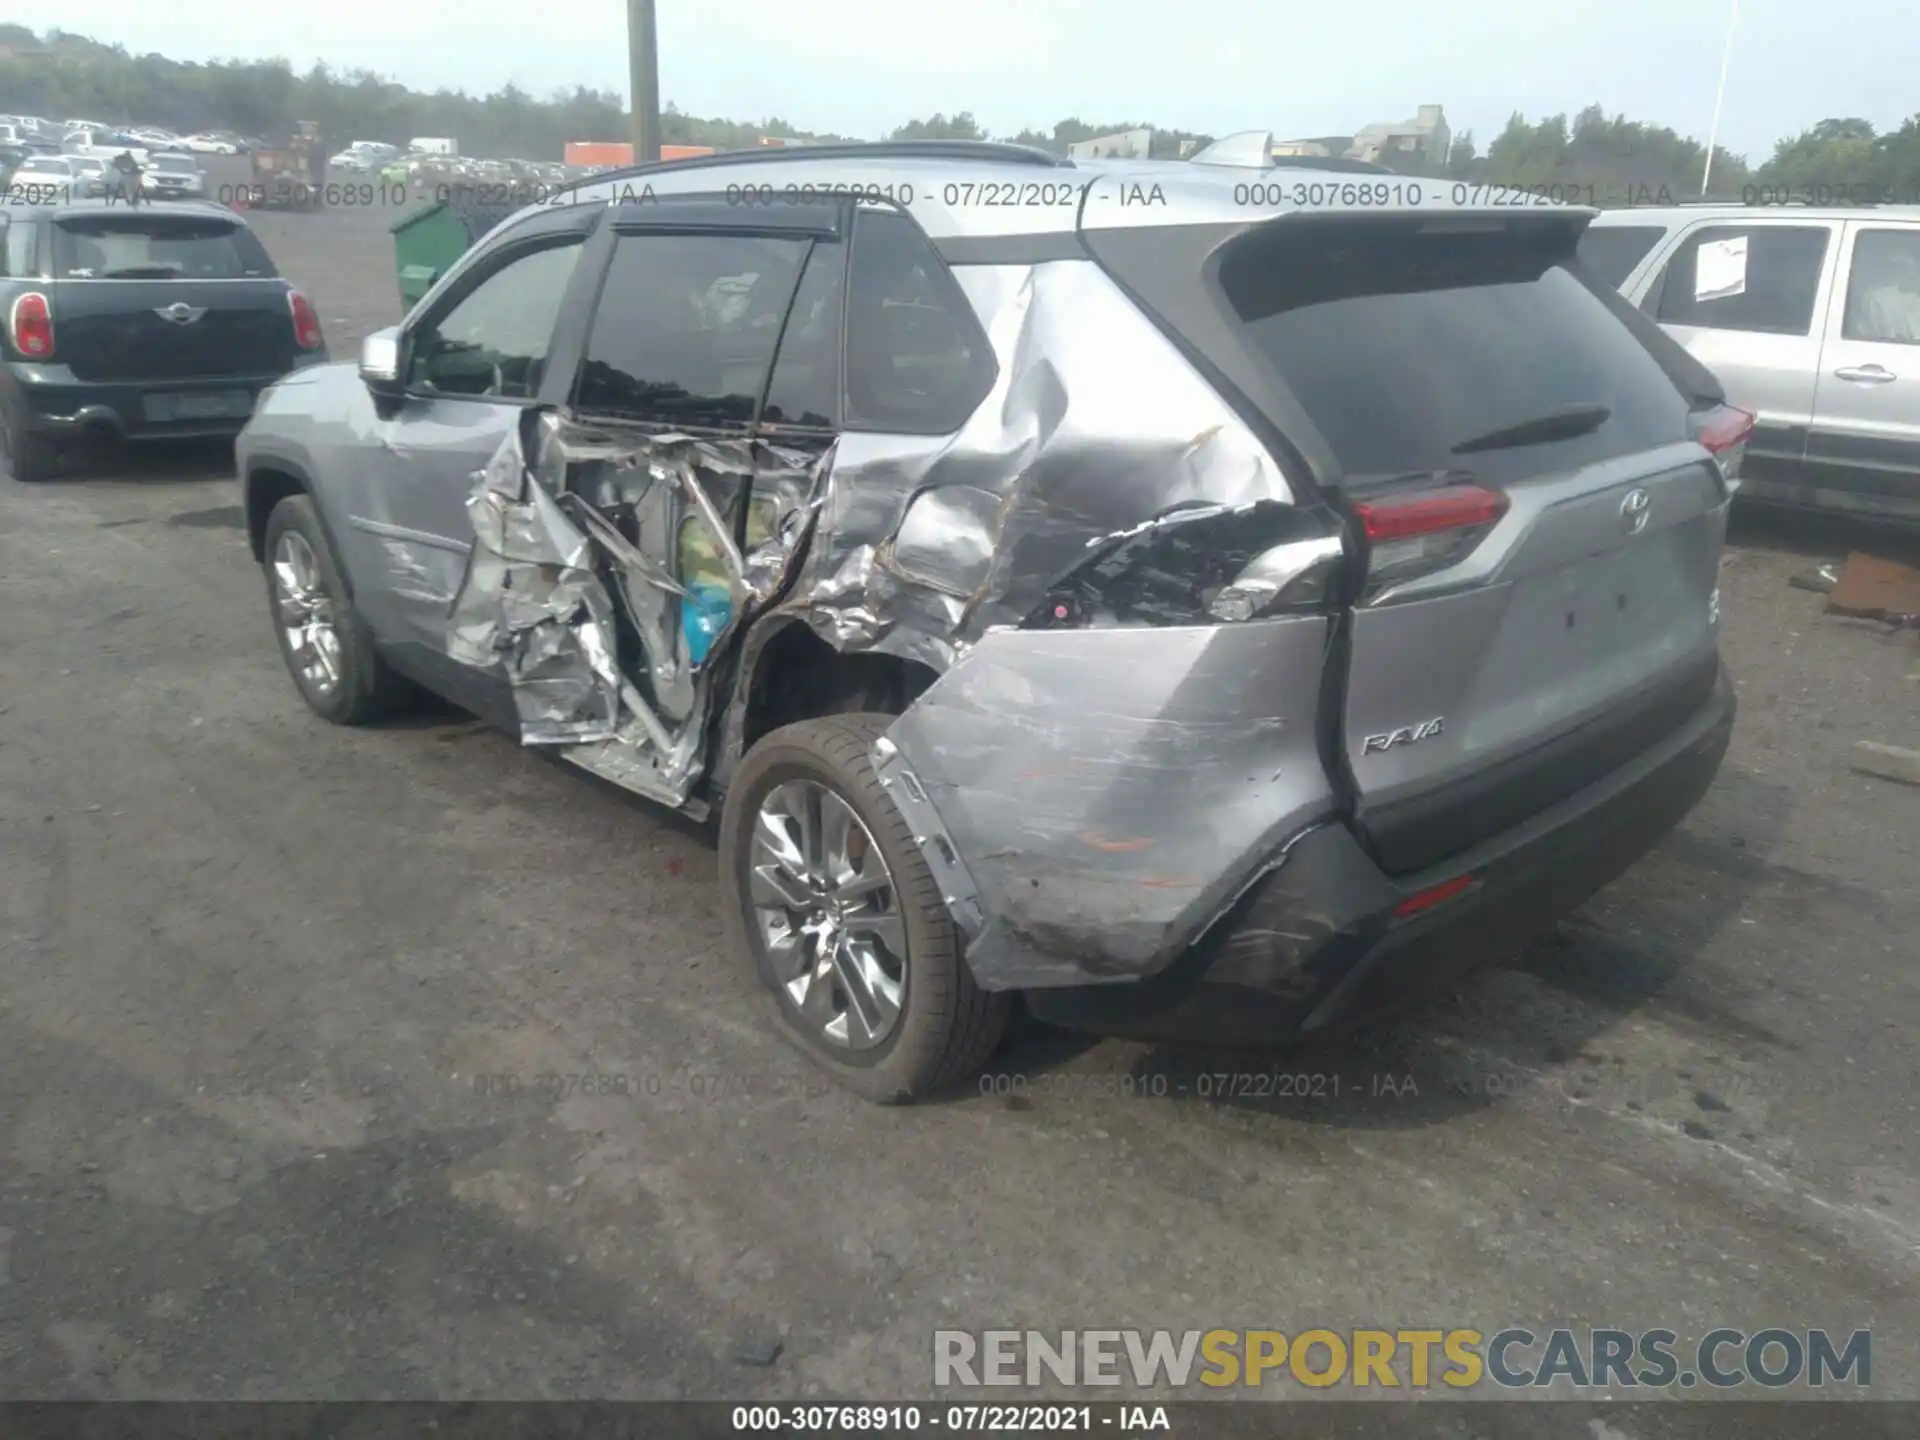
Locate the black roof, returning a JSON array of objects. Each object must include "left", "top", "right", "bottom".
[{"left": 0, "top": 195, "right": 245, "bottom": 223}]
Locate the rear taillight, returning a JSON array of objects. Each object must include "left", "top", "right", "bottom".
[
  {"left": 1351, "top": 481, "right": 1509, "bottom": 599},
  {"left": 1692, "top": 403, "right": 1755, "bottom": 487},
  {"left": 288, "top": 290, "right": 323, "bottom": 349},
  {"left": 1394, "top": 872, "right": 1478, "bottom": 920},
  {"left": 9, "top": 291, "right": 53, "bottom": 358}
]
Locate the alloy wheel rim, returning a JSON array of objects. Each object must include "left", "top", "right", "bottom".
[
  {"left": 749, "top": 779, "right": 906, "bottom": 1051},
  {"left": 272, "top": 531, "right": 342, "bottom": 695}
]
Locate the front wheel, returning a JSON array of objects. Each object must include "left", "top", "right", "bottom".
[
  {"left": 719, "top": 713, "right": 1009, "bottom": 1103},
  {"left": 262, "top": 494, "right": 411, "bottom": 724}
]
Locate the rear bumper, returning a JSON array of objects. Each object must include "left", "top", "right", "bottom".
[
  {"left": 2, "top": 358, "right": 326, "bottom": 442},
  {"left": 1023, "top": 662, "right": 1736, "bottom": 1045}
]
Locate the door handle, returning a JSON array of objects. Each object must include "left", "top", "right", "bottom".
[{"left": 1834, "top": 364, "right": 1897, "bottom": 384}]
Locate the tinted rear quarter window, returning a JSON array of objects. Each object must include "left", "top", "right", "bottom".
[
  {"left": 2, "top": 217, "right": 32, "bottom": 276},
  {"left": 53, "top": 215, "right": 274, "bottom": 278},
  {"left": 844, "top": 208, "right": 995, "bottom": 433},
  {"left": 574, "top": 231, "right": 811, "bottom": 428},
  {"left": 1576, "top": 224, "right": 1668, "bottom": 289},
  {"left": 1220, "top": 219, "right": 1691, "bottom": 488},
  {"left": 1651, "top": 224, "right": 1830, "bottom": 335}
]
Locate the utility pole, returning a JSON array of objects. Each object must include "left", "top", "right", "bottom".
[
  {"left": 627, "top": 0, "right": 661, "bottom": 163},
  {"left": 1700, "top": 0, "right": 1739, "bottom": 196}
]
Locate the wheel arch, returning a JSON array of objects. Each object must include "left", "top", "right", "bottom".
[
  {"left": 739, "top": 617, "right": 940, "bottom": 749},
  {"left": 243, "top": 457, "right": 357, "bottom": 599}
]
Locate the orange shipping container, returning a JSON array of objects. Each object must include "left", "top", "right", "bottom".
[{"left": 563, "top": 141, "right": 717, "bottom": 166}]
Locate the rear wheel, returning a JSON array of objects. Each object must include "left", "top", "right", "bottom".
[
  {"left": 720, "top": 713, "right": 1009, "bottom": 1103},
  {"left": 3, "top": 418, "right": 58, "bottom": 483},
  {"left": 263, "top": 494, "right": 410, "bottom": 724}
]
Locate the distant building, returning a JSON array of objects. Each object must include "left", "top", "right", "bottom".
[
  {"left": 1346, "top": 105, "right": 1449, "bottom": 168},
  {"left": 1067, "top": 127, "right": 1153, "bottom": 160}
]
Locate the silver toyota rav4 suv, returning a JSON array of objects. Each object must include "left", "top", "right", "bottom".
[{"left": 237, "top": 141, "right": 1744, "bottom": 1102}]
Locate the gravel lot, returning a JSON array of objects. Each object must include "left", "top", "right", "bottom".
[{"left": 1, "top": 197, "right": 1916, "bottom": 1419}]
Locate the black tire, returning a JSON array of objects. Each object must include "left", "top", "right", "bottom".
[
  {"left": 262, "top": 494, "right": 411, "bottom": 725},
  {"left": 3, "top": 419, "right": 58, "bottom": 483},
  {"left": 720, "top": 713, "right": 1009, "bottom": 1104}
]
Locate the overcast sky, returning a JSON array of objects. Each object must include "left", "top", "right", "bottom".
[{"left": 12, "top": 0, "right": 1914, "bottom": 162}]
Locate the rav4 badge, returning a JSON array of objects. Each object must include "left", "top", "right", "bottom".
[{"left": 1362, "top": 717, "right": 1446, "bottom": 755}]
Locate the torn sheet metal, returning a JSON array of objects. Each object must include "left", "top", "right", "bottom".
[
  {"left": 448, "top": 408, "right": 830, "bottom": 805},
  {"left": 873, "top": 615, "right": 1337, "bottom": 991},
  {"left": 766, "top": 258, "right": 1298, "bottom": 670},
  {"left": 448, "top": 415, "right": 623, "bottom": 744}
]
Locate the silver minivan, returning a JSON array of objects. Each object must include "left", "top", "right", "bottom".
[{"left": 1582, "top": 205, "right": 1920, "bottom": 524}]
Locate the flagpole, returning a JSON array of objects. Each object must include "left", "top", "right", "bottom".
[{"left": 1700, "top": 0, "right": 1740, "bottom": 195}]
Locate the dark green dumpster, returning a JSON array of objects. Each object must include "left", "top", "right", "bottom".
[{"left": 389, "top": 194, "right": 524, "bottom": 311}]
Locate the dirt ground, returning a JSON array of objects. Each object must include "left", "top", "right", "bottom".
[{"left": 0, "top": 195, "right": 1916, "bottom": 1422}]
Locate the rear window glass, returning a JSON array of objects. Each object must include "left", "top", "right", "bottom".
[
  {"left": 52, "top": 216, "right": 274, "bottom": 279},
  {"left": 1577, "top": 224, "right": 1667, "bottom": 289},
  {"left": 1220, "top": 220, "right": 1692, "bottom": 487}
]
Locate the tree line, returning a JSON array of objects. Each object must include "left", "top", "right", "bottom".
[{"left": 4, "top": 25, "right": 1918, "bottom": 201}]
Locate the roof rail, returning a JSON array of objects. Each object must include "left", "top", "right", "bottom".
[{"left": 576, "top": 139, "right": 1071, "bottom": 195}]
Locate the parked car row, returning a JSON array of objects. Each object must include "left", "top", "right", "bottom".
[
  {"left": 1, "top": 114, "right": 258, "bottom": 156},
  {"left": 4, "top": 150, "right": 208, "bottom": 202},
  {"left": 368, "top": 150, "right": 574, "bottom": 189}
]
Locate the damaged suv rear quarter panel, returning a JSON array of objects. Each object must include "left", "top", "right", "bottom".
[
  {"left": 764, "top": 255, "right": 1332, "bottom": 989},
  {"left": 875, "top": 617, "right": 1338, "bottom": 989},
  {"left": 783, "top": 259, "right": 1298, "bottom": 663}
]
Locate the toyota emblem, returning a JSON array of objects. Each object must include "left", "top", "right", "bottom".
[{"left": 1620, "top": 487, "right": 1651, "bottom": 535}]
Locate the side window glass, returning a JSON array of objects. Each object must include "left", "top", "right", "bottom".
[
  {"left": 408, "top": 238, "right": 584, "bottom": 399},
  {"left": 574, "top": 231, "right": 810, "bottom": 427},
  {"left": 760, "top": 240, "right": 844, "bottom": 429},
  {"left": 1842, "top": 229, "right": 1920, "bottom": 346},
  {"left": 1654, "top": 225, "right": 1830, "bottom": 336},
  {"left": 9, "top": 220, "right": 37, "bottom": 277},
  {"left": 1, "top": 220, "right": 29, "bottom": 277},
  {"left": 844, "top": 208, "right": 995, "bottom": 433}
]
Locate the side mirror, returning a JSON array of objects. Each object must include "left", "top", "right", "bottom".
[{"left": 359, "top": 326, "right": 404, "bottom": 397}]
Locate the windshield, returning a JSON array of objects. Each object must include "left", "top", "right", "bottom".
[
  {"left": 52, "top": 215, "right": 276, "bottom": 278},
  {"left": 18, "top": 157, "right": 69, "bottom": 174},
  {"left": 154, "top": 155, "right": 196, "bottom": 173}
]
